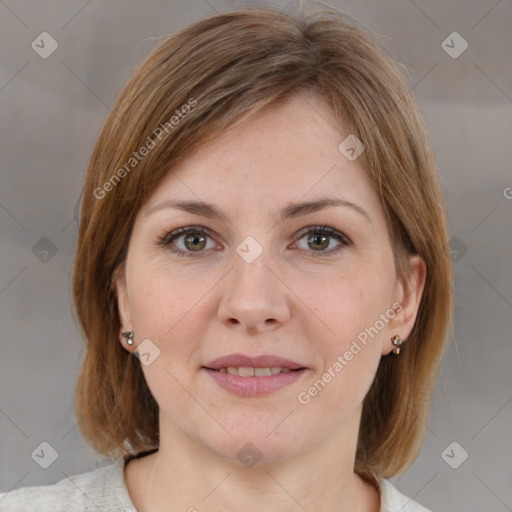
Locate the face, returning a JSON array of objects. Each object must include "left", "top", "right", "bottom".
[{"left": 116, "top": 91, "right": 425, "bottom": 464}]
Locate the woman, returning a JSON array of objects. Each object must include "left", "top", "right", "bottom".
[{"left": 0, "top": 7, "right": 453, "bottom": 511}]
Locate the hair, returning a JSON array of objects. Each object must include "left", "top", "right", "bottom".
[{"left": 72, "top": 5, "right": 454, "bottom": 492}]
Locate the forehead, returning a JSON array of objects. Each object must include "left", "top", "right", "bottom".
[{"left": 143, "top": 92, "right": 383, "bottom": 222}]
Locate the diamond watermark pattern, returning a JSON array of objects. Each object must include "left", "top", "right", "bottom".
[
  {"left": 31, "top": 32, "right": 59, "bottom": 59},
  {"left": 449, "top": 236, "right": 468, "bottom": 263},
  {"left": 236, "top": 442, "right": 262, "bottom": 468},
  {"left": 441, "top": 441, "right": 469, "bottom": 469},
  {"left": 32, "top": 237, "right": 58, "bottom": 262},
  {"left": 31, "top": 441, "right": 59, "bottom": 469},
  {"left": 134, "top": 338, "right": 161, "bottom": 366},
  {"left": 236, "top": 236, "right": 263, "bottom": 264},
  {"left": 441, "top": 32, "right": 468, "bottom": 59},
  {"left": 338, "top": 134, "right": 365, "bottom": 161}
]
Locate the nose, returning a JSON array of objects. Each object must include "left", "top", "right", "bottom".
[{"left": 217, "top": 248, "right": 291, "bottom": 334}]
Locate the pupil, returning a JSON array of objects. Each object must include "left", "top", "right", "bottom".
[
  {"left": 309, "top": 234, "right": 328, "bottom": 250},
  {"left": 185, "top": 233, "right": 206, "bottom": 251}
]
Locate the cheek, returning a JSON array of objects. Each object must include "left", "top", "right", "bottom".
[
  {"left": 295, "top": 266, "right": 393, "bottom": 407},
  {"left": 127, "top": 263, "right": 211, "bottom": 413},
  {"left": 299, "top": 267, "right": 390, "bottom": 354},
  {"left": 126, "top": 257, "right": 216, "bottom": 371},
  {"left": 298, "top": 282, "right": 385, "bottom": 417},
  {"left": 127, "top": 255, "right": 193, "bottom": 334},
  {"left": 306, "top": 265, "right": 394, "bottom": 410}
]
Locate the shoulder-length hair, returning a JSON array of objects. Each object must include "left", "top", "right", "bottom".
[{"left": 72, "top": 6, "right": 454, "bottom": 488}]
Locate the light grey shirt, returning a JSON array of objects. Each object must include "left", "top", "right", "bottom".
[{"left": 0, "top": 456, "right": 431, "bottom": 511}]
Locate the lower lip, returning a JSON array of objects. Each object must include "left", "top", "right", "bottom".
[{"left": 202, "top": 368, "right": 307, "bottom": 397}]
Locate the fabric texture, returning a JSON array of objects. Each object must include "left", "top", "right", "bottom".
[{"left": 0, "top": 455, "right": 432, "bottom": 511}]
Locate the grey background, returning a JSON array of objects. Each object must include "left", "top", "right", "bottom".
[{"left": 1, "top": 1, "right": 511, "bottom": 511}]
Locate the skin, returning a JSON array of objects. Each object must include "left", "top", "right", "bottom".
[{"left": 116, "top": 91, "right": 426, "bottom": 512}]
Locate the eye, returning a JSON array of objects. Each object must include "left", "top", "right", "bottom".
[
  {"left": 292, "top": 225, "right": 351, "bottom": 256},
  {"left": 159, "top": 226, "right": 218, "bottom": 258},
  {"left": 159, "top": 224, "right": 351, "bottom": 258}
]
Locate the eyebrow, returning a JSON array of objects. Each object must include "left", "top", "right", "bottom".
[{"left": 145, "top": 197, "right": 371, "bottom": 224}]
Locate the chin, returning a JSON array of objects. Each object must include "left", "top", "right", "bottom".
[{"left": 200, "top": 424, "right": 305, "bottom": 468}]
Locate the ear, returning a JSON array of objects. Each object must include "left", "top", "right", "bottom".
[
  {"left": 383, "top": 254, "right": 427, "bottom": 355},
  {"left": 113, "top": 263, "right": 133, "bottom": 350}
]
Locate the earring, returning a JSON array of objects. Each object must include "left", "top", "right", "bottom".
[
  {"left": 391, "top": 334, "right": 406, "bottom": 355},
  {"left": 122, "top": 330, "right": 134, "bottom": 346}
]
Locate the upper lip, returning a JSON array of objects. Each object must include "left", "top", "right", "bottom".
[{"left": 203, "top": 353, "right": 306, "bottom": 370}]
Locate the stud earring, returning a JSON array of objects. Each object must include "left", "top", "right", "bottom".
[
  {"left": 391, "top": 334, "right": 406, "bottom": 355},
  {"left": 122, "top": 330, "right": 134, "bottom": 346}
]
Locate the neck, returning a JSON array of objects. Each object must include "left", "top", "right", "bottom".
[{"left": 127, "top": 407, "right": 380, "bottom": 512}]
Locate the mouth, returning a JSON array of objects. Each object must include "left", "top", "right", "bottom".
[
  {"left": 203, "top": 353, "right": 307, "bottom": 372},
  {"left": 203, "top": 366, "right": 305, "bottom": 376},
  {"left": 201, "top": 353, "right": 308, "bottom": 397}
]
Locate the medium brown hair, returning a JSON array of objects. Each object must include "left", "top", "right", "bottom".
[{"left": 72, "top": 6, "right": 454, "bottom": 489}]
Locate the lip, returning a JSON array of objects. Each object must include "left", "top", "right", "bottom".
[
  {"left": 202, "top": 367, "right": 308, "bottom": 397},
  {"left": 203, "top": 353, "right": 306, "bottom": 370},
  {"left": 201, "top": 353, "right": 308, "bottom": 397}
]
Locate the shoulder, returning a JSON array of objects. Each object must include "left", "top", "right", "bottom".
[
  {"left": 379, "top": 478, "right": 433, "bottom": 512},
  {"left": 0, "top": 457, "right": 136, "bottom": 512}
]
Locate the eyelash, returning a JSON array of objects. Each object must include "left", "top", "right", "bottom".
[{"left": 158, "top": 225, "right": 351, "bottom": 258}]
